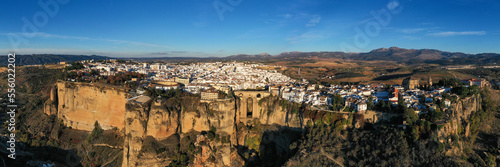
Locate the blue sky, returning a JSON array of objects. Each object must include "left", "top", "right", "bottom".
[{"left": 1, "top": 0, "right": 500, "bottom": 57}]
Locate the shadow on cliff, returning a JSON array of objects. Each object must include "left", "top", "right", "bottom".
[
  {"left": 237, "top": 126, "right": 303, "bottom": 167},
  {"left": 0, "top": 140, "right": 83, "bottom": 167}
]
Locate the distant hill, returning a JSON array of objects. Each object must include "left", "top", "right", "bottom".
[
  {"left": 0, "top": 54, "right": 109, "bottom": 65},
  {"left": 225, "top": 53, "right": 272, "bottom": 60},
  {"left": 5, "top": 47, "right": 499, "bottom": 66},
  {"left": 226, "top": 47, "right": 500, "bottom": 65},
  {"left": 356, "top": 47, "right": 500, "bottom": 65}
]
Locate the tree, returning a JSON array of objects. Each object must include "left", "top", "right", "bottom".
[
  {"left": 404, "top": 108, "right": 418, "bottom": 125},
  {"left": 397, "top": 94, "right": 406, "bottom": 113},
  {"left": 367, "top": 96, "right": 374, "bottom": 110},
  {"left": 420, "top": 95, "right": 426, "bottom": 103},
  {"left": 331, "top": 94, "right": 344, "bottom": 111},
  {"left": 86, "top": 121, "right": 104, "bottom": 143},
  {"left": 90, "top": 70, "right": 99, "bottom": 76},
  {"left": 427, "top": 108, "right": 444, "bottom": 122},
  {"left": 68, "top": 71, "right": 77, "bottom": 78},
  {"left": 65, "top": 62, "right": 85, "bottom": 70},
  {"left": 460, "top": 87, "right": 469, "bottom": 97}
]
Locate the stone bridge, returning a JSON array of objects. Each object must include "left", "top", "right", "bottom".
[{"left": 234, "top": 91, "right": 271, "bottom": 123}]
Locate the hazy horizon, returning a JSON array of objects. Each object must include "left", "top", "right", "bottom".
[{"left": 3, "top": 46, "right": 500, "bottom": 58}]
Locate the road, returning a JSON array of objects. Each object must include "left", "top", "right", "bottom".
[{"left": 309, "top": 106, "right": 353, "bottom": 114}]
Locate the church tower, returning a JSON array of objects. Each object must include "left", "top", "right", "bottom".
[{"left": 428, "top": 76, "right": 432, "bottom": 86}]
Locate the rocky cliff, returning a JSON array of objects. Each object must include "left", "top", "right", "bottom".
[
  {"left": 45, "top": 81, "right": 128, "bottom": 131},
  {"left": 121, "top": 92, "right": 308, "bottom": 166},
  {"left": 45, "top": 83, "right": 487, "bottom": 166},
  {"left": 122, "top": 97, "right": 237, "bottom": 167},
  {"left": 437, "top": 95, "right": 480, "bottom": 141}
]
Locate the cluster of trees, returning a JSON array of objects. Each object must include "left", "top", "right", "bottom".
[
  {"left": 286, "top": 124, "right": 460, "bottom": 166},
  {"left": 11, "top": 66, "right": 62, "bottom": 94},
  {"left": 330, "top": 94, "right": 344, "bottom": 111},
  {"left": 436, "top": 77, "right": 462, "bottom": 88},
  {"left": 279, "top": 99, "right": 307, "bottom": 115},
  {"left": 105, "top": 72, "right": 145, "bottom": 85},
  {"left": 374, "top": 99, "right": 405, "bottom": 113},
  {"left": 452, "top": 85, "right": 480, "bottom": 97},
  {"left": 436, "top": 78, "right": 480, "bottom": 97},
  {"left": 366, "top": 96, "right": 374, "bottom": 110},
  {"left": 286, "top": 87, "right": 500, "bottom": 166},
  {"left": 64, "top": 62, "right": 85, "bottom": 70},
  {"left": 60, "top": 70, "right": 100, "bottom": 82},
  {"left": 468, "top": 88, "right": 496, "bottom": 143},
  {"left": 144, "top": 87, "right": 188, "bottom": 99}
]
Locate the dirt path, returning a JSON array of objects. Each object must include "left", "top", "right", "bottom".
[
  {"left": 92, "top": 143, "right": 123, "bottom": 149},
  {"left": 320, "top": 148, "right": 344, "bottom": 167}
]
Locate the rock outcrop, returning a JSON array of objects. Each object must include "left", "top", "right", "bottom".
[
  {"left": 53, "top": 84, "right": 454, "bottom": 166},
  {"left": 45, "top": 81, "right": 488, "bottom": 166},
  {"left": 46, "top": 81, "right": 128, "bottom": 131},
  {"left": 437, "top": 95, "right": 481, "bottom": 140},
  {"left": 122, "top": 101, "right": 173, "bottom": 167},
  {"left": 146, "top": 101, "right": 179, "bottom": 140},
  {"left": 123, "top": 97, "right": 237, "bottom": 167},
  {"left": 192, "top": 134, "right": 232, "bottom": 166}
]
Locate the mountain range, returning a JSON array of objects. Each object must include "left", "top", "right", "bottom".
[
  {"left": 2, "top": 47, "right": 499, "bottom": 65},
  {"left": 0, "top": 54, "right": 109, "bottom": 66},
  {"left": 226, "top": 47, "right": 500, "bottom": 65}
]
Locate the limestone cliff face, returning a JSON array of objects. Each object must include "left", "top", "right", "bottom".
[
  {"left": 437, "top": 95, "right": 480, "bottom": 139},
  {"left": 45, "top": 81, "right": 128, "bottom": 131},
  {"left": 143, "top": 98, "right": 236, "bottom": 141},
  {"left": 192, "top": 134, "right": 233, "bottom": 166},
  {"left": 258, "top": 104, "right": 304, "bottom": 128},
  {"left": 123, "top": 98, "right": 237, "bottom": 167},
  {"left": 44, "top": 84, "right": 487, "bottom": 166},
  {"left": 451, "top": 95, "right": 479, "bottom": 123},
  {"left": 146, "top": 103, "right": 179, "bottom": 140},
  {"left": 251, "top": 96, "right": 305, "bottom": 128},
  {"left": 44, "top": 85, "right": 58, "bottom": 115},
  {"left": 123, "top": 102, "right": 172, "bottom": 167}
]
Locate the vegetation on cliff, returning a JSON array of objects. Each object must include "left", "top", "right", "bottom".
[
  {"left": 284, "top": 87, "right": 499, "bottom": 166},
  {"left": 0, "top": 66, "right": 124, "bottom": 166}
]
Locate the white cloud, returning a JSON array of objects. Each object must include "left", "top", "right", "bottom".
[
  {"left": 276, "top": 13, "right": 321, "bottom": 27},
  {"left": 399, "top": 28, "right": 427, "bottom": 34},
  {"left": 306, "top": 15, "right": 321, "bottom": 27},
  {"left": 428, "top": 31, "right": 486, "bottom": 37},
  {"left": 387, "top": 1, "right": 400, "bottom": 10}
]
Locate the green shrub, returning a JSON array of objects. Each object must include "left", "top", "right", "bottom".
[{"left": 86, "top": 121, "right": 104, "bottom": 143}]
